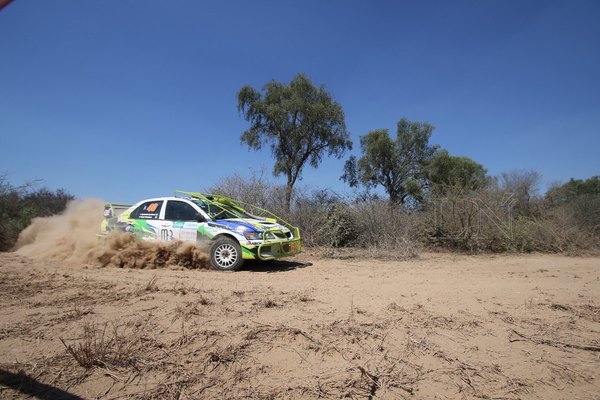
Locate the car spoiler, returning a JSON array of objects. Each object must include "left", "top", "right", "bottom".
[
  {"left": 103, "top": 203, "right": 131, "bottom": 218},
  {"left": 100, "top": 203, "right": 131, "bottom": 235}
]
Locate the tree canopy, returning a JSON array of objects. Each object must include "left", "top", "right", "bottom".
[
  {"left": 237, "top": 73, "right": 352, "bottom": 211},
  {"left": 544, "top": 176, "right": 600, "bottom": 233},
  {"left": 428, "top": 150, "right": 488, "bottom": 195},
  {"left": 546, "top": 176, "right": 600, "bottom": 204},
  {"left": 341, "top": 118, "right": 437, "bottom": 205}
]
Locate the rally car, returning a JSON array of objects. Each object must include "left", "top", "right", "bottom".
[{"left": 100, "top": 191, "right": 302, "bottom": 271}]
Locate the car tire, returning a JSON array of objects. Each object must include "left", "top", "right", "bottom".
[{"left": 210, "top": 237, "right": 244, "bottom": 271}]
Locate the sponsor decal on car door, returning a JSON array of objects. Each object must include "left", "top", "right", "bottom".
[{"left": 179, "top": 221, "right": 200, "bottom": 242}]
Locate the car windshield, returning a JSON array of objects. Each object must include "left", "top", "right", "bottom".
[{"left": 192, "top": 199, "right": 253, "bottom": 220}]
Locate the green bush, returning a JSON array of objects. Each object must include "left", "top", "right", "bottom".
[{"left": 0, "top": 177, "right": 73, "bottom": 251}]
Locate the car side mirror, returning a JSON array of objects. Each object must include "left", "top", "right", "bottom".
[{"left": 196, "top": 213, "right": 206, "bottom": 223}]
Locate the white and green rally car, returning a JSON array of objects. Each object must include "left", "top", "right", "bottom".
[{"left": 100, "top": 191, "right": 301, "bottom": 271}]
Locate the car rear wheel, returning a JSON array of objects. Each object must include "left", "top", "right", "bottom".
[{"left": 210, "top": 237, "right": 244, "bottom": 271}]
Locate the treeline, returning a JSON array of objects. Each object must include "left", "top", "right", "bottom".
[
  {"left": 0, "top": 172, "right": 596, "bottom": 256},
  {"left": 209, "top": 171, "right": 600, "bottom": 256},
  {"left": 232, "top": 74, "right": 598, "bottom": 255},
  {"left": 0, "top": 176, "right": 73, "bottom": 251}
]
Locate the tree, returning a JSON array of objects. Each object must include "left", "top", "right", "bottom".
[
  {"left": 428, "top": 150, "right": 488, "bottom": 195},
  {"left": 237, "top": 74, "right": 352, "bottom": 212},
  {"left": 546, "top": 176, "right": 600, "bottom": 205},
  {"left": 545, "top": 176, "right": 600, "bottom": 232},
  {"left": 498, "top": 169, "right": 541, "bottom": 216},
  {"left": 341, "top": 118, "right": 437, "bottom": 205}
]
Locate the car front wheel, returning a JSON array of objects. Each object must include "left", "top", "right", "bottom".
[{"left": 210, "top": 237, "right": 244, "bottom": 271}]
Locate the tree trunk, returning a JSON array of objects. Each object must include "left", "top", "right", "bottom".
[{"left": 284, "top": 182, "right": 293, "bottom": 213}]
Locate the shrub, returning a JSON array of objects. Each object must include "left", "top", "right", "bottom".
[
  {"left": 422, "top": 189, "right": 516, "bottom": 252},
  {"left": 207, "top": 171, "right": 598, "bottom": 256},
  {"left": 314, "top": 202, "right": 358, "bottom": 248},
  {"left": 349, "top": 199, "right": 421, "bottom": 258},
  {"left": 0, "top": 176, "right": 73, "bottom": 251}
]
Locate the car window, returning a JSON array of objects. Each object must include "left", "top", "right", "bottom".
[
  {"left": 130, "top": 200, "right": 163, "bottom": 220},
  {"left": 191, "top": 199, "right": 248, "bottom": 220},
  {"left": 165, "top": 200, "right": 199, "bottom": 221}
]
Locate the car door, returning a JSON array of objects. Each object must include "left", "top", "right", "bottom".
[
  {"left": 164, "top": 200, "right": 204, "bottom": 242},
  {"left": 128, "top": 200, "right": 165, "bottom": 240}
]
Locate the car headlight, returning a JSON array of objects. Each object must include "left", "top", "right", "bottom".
[{"left": 243, "top": 231, "right": 263, "bottom": 240}]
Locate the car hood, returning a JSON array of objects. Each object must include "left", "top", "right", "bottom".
[{"left": 213, "top": 218, "right": 289, "bottom": 234}]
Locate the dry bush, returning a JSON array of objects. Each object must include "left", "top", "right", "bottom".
[
  {"left": 566, "top": 194, "right": 600, "bottom": 234},
  {"left": 293, "top": 194, "right": 420, "bottom": 259},
  {"left": 423, "top": 189, "right": 521, "bottom": 252},
  {"left": 206, "top": 169, "right": 288, "bottom": 215},
  {"left": 207, "top": 171, "right": 420, "bottom": 257},
  {"left": 254, "top": 298, "right": 281, "bottom": 308},
  {"left": 423, "top": 187, "right": 600, "bottom": 253},
  {"left": 350, "top": 199, "right": 421, "bottom": 259},
  {"left": 516, "top": 206, "right": 599, "bottom": 253},
  {"left": 208, "top": 171, "right": 598, "bottom": 255},
  {"left": 498, "top": 169, "right": 542, "bottom": 217},
  {"left": 281, "top": 188, "right": 339, "bottom": 247},
  {"left": 60, "top": 319, "right": 158, "bottom": 370},
  {"left": 296, "top": 198, "right": 358, "bottom": 248}
]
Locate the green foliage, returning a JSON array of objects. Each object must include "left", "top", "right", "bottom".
[
  {"left": 0, "top": 176, "right": 73, "bottom": 251},
  {"left": 341, "top": 118, "right": 437, "bottom": 205},
  {"left": 545, "top": 176, "right": 600, "bottom": 234},
  {"left": 428, "top": 150, "right": 488, "bottom": 195},
  {"left": 237, "top": 73, "right": 352, "bottom": 211},
  {"left": 546, "top": 176, "right": 600, "bottom": 204}
]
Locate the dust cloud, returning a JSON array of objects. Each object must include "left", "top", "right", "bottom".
[
  {"left": 15, "top": 199, "right": 105, "bottom": 262},
  {"left": 15, "top": 199, "right": 210, "bottom": 269},
  {"left": 90, "top": 232, "right": 210, "bottom": 269}
]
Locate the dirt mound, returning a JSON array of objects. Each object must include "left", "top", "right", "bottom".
[{"left": 15, "top": 199, "right": 210, "bottom": 269}]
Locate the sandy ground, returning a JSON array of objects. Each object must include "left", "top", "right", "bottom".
[{"left": 0, "top": 251, "right": 599, "bottom": 399}]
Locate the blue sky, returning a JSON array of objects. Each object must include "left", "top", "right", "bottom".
[{"left": 1, "top": 0, "right": 598, "bottom": 203}]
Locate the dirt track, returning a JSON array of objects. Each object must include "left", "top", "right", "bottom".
[{"left": 0, "top": 251, "right": 599, "bottom": 399}]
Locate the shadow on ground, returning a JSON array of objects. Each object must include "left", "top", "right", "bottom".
[
  {"left": 244, "top": 259, "right": 312, "bottom": 273},
  {"left": 0, "top": 369, "right": 84, "bottom": 400}
]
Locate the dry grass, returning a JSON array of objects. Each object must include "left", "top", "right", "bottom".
[
  {"left": 141, "top": 275, "right": 159, "bottom": 293},
  {"left": 60, "top": 318, "right": 157, "bottom": 370}
]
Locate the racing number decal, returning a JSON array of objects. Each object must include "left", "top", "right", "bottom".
[{"left": 160, "top": 229, "right": 174, "bottom": 241}]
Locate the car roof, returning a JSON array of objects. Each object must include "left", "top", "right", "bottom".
[{"left": 136, "top": 196, "right": 194, "bottom": 203}]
